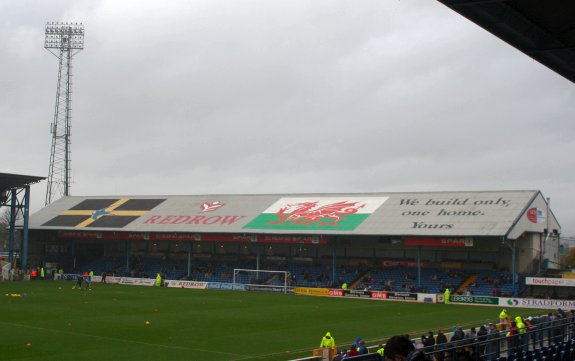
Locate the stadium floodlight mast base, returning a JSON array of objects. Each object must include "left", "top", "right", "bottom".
[
  {"left": 233, "top": 268, "right": 290, "bottom": 294},
  {"left": 44, "top": 22, "right": 85, "bottom": 205}
]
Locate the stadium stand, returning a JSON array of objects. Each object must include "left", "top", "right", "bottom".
[{"left": 76, "top": 256, "right": 518, "bottom": 296}]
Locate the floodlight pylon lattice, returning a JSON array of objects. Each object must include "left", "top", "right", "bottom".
[{"left": 44, "top": 22, "right": 84, "bottom": 205}]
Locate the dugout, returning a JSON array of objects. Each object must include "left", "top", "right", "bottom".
[{"left": 24, "top": 190, "right": 560, "bottom": 295}]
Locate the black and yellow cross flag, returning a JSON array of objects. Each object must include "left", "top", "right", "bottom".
[{"left": 42, "top": 198, "right": 166, "bottom": 228}]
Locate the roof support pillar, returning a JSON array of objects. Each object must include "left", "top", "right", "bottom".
[
  {"left": 20, "top": 185, "right": 30, "bottom": 269},
  {"left": 332, "top": 239, "right": 337, "bottom": 285},
  {"left": 502, "top": 237, "right": 517, "bottom": 297},
  {"left": 8, "top": 189, "right": 17, "bottom": 266},
  {"left": 125, "top": 240, "right": 131, "bottom": 274},
  {"left": 187, "top": 241, "right": 192, "bottom": 278},
  {"left": 417, "top": 246, "right": 422, "bottom": 289}
]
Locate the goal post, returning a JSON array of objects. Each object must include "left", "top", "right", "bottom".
[{"left": 233, "top": 268, "right": 290, "bottom": 294}]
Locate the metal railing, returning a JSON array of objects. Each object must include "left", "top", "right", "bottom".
[{"left": 423, "top": 316, "right": 575, "bottom": 361}]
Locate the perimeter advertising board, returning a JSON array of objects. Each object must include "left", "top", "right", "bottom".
[
  {"left": 387, "top": 292, "right": 418, "bottom": 301},
  {"left": 245, "top": 285, "right": 285, "bottom": 293},
  {"left": 118, "top": 277, "right": 156, "bottom": 286},
  {"left": 207, "top": 282, "right": 246, "bottom": 291},
  {"left": 344, "top": 290, "right": 372, "bottom": 298},
  {"left": 526, "top": 277, "right": 575, "bottom": 287},
  {"left": 325, "top": 289, "right": 418, "bottom": 301},
  {"left": 293, "top": 288, "right": 331, "bottom": 296},
  {"left": 500, "top": 297, "right": 575, "bottom": 309},
  {"left": 329, "top": 289, "right": 344, "bottom": 297},
  {"left": 450, "top": 295, "right": 498, "bottom": 305},
  {"left": 165, "top": 280, "right": 208, "bottom": 289},
  {"left": 371, "top": 291, "right": 388, "bottom": 300}
]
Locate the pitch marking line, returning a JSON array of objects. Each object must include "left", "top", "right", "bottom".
[{"left": 0, "top": 321, "right": 250, "bottom": 358}]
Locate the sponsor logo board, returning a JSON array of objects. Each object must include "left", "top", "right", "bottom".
[
  {"left": 329, "top": 289, "right": 344, "bottom": 297},
  {"left": 387, "top": 292, "right": 418, "bottom": 301},
  {"left": 293, "top": 288, "right": 330, "bottom": 296},
  {"left": 371, "top": 291, "right": 388, "bottom": 300},
  {"left": 526, "top": 277, "right": 575, "bottom": 287},
  {"left": 165, "top": 280, "right": 208, "bottom": 289},
  {"left": 143, "top": 215, "right": 246, "bottom": 226},
  {"left": 500, "top": 297, "right": 575, "bottom": 309},
  {"left": 344, "top": 290, "right": 372, "bottom": 298},
  {"left": 450, "top": 295, "right": 498, "bottom": 305},
  {"left": 200, "top": 201, "right": 225, "bottom": 212},
  {"left": 207, "top": 282, "right": 246, "bottom": 291},
  {"left": 118, "top": 277, "right": 156, "bottom": 286},
  {"left": 404, "top": 237, "right": 473, "bottom": 247},
  {"left": 381, "top": 260, "right": 423, "bottom": 268},
  {"left": 245, "top": 285, "right": 285, "bottom": 293}
]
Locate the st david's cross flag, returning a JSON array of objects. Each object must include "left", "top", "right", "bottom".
[{"left": 42, "top": 198, "right": 166, "bottom": 228}]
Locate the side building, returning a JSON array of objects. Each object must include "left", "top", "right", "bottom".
[{"left": 26, "top": 190, "right": 560, "bottom": 296}]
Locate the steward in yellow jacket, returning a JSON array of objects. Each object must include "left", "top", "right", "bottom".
[
  {"left": 320, "top": 332, "right": 335, "bottom": 348},
  {"left": 499, "top": 309, "right": 509, "bottom": 325},
  {"left": 515, "top": 316, "right": 526, "bottom": 335}
]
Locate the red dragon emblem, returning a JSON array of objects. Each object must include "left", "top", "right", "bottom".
[{"left": 269, "top": 201, "right": 365, "bottom": 226}]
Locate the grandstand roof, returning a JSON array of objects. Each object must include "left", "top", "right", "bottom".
[
  {"left": 438, "top": 0, "right": 575, "bottom": 83},
  {"left": 28, "top": 190, "right": 560, "bottom": 239},
  {"left": 0, "top": 172, "right": 45, "bottom": 193}
]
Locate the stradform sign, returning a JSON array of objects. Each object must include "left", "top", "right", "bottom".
[{"left": 500, "top": 297, "right": 575, "bottom": 309}]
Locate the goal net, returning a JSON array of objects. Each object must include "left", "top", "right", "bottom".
[
  {"left": 1, "top": 262, "right": 11, "bottom": 281},
  {"left": 233, "top": 268, "right": 290, "bottom": 294}
]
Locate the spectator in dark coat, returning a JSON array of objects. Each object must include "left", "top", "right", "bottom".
[
  {"left": 435, "top": 329, "right": 448, "bottom": 352},
  {"left": 422, "top": 331, "right": 435, "bottom": 351},
  {"left": 384, "top": 335, "right": 429, "bottom": 361}
]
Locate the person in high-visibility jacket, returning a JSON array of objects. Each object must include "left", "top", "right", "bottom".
[
  {"left": 40, "top": 267, "right": 45, "bottom": 280},
  {"left": 499, "top": 309, "right": 509, "bottom": 325},
  {"left": 155, "top": 273, "right": 162, "bottom": 287},
  {"left": 515, "top": 316, "right": 526, "bottom": 334},
  {"left": 320, "top": 332, "right": 335, "bottom": 348},
  {"left": 376, "top": 344, "right": 385, "bottom": 357},
  {"left": 444, "top": 288, "right": 450, "bottom": 304},
  {"left": 515, "top": 316, "right": 528, "bottom": 352}
]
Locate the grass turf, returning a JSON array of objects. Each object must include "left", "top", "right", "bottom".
[{"left": 1, "top": 281, "right": 540, "bottom": 361}]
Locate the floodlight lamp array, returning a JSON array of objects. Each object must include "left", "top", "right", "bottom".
[{"left": 44, "top": 22, "right": 85, "bottom": 50}]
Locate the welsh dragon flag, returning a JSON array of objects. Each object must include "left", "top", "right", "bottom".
[{"left": 243, "top": 197, "right": 388, "bottom": 231}]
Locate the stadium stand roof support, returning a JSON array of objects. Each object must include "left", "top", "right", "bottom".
[
  {"left": 1, "top": 173, "right": 45, "bottom": 269},
  {"left": 438, "top": 0, "right": 575, "bottom": 83}
]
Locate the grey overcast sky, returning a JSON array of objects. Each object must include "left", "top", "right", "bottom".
[{"left": 2, "top": 1, "right": 574, "bottom": 234}]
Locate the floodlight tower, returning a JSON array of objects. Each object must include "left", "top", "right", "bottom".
[{"left": 44, "top": 22, "right": 84, "bottom": 205}]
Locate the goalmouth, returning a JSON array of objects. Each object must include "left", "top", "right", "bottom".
[{"left": 233, "top": 269, "right": 290, "bottom": 294}]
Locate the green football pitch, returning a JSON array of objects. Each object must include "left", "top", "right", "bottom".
[{"left": 1, "top": 281, "right": 539, "bottom": 361}]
